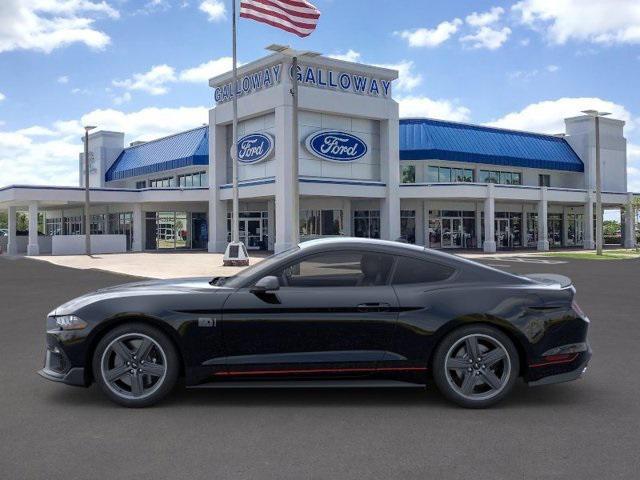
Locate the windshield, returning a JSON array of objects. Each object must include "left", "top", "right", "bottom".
[{"left": 213, "top": 246, "right": 300, "bottom": 288}]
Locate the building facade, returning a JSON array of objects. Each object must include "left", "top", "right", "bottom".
[{"left": 0, "top": 53, "right": 637, "bottom": 256}]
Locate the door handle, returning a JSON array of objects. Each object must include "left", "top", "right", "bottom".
[{"left": 357, "top": 302, "right": 391, "bottom": 312}]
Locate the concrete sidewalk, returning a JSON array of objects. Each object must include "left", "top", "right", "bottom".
[{"left": 18, "top": 246, "right": 629, "bottom": 279}]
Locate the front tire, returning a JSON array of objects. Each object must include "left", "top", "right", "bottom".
[
  {"left": 432, "top": 325, "right": 519, "bottom": 408},
  {"left": 92, "top": 323, "right": 179, "bottom": 408}
]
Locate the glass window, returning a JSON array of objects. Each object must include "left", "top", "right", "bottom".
[
  {"left": 400, "top": 210, "right": 416, "bottom": 244},
  {"left": 439, "top": 167, "right": 451, "bottom": 183},
  {"left": 392, "top": 256, "right": 454, "bottom": 285},
  {"left": 401, "top": 165, "right": 416, "bottom": 183},
  {"left": 135, "top": 181, "right": 146, "bottom": 189},
  {"left": 500, "top": 172, "right": 512, "bottom": 184},
  {"left": 511, "top": 173, "right": 522, "bottom": 185},
  {"left": 427, "top": 166, "right": 439, "bottom": 183},
  {"left": 275, "top": 251, "right": 394, "bottom": 288},
  {"left": 353, "top": 210, "right": 380, "bottom": 239},
  {"left": 539, "top": 174, "right": 550, "bottom": 187}
]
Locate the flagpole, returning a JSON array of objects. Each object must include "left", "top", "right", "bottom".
[
  {"left": 231, "top": 0, "right": 240, "bottom": 245},
  {"left": 291, "top": 55, "right": 300, "bottom": 247}
]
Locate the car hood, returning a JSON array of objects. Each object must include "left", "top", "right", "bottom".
[{"left": 50, "top": 277, "right": 229, "bottom": 316}]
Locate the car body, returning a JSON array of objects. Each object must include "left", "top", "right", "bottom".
[
  {"left": 0, "top": 229, "right": 7, "bottom": 237},
  {"left": 39, "top": 238, "right": 591, "bottom": 407}
]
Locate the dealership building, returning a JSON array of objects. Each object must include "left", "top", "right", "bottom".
[{"left": 0, "top": 53, "right": 637, "bottom": 256}]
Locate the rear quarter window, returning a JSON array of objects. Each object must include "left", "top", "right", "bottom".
[{"left": 392, "top": 256, "right": 455, "bottom": 285}]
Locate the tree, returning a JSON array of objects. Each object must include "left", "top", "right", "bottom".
[{"left": 0, "top": 211, "right": 6, "bottom": 230}]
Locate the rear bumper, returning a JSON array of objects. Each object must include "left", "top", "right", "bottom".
[{"left": 527, "top": 346, "right": 592, "bottom": 387}]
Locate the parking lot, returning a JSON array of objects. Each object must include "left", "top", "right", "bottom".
[{"left": 1, "top": 253, "right": 639, "bottom": 479}]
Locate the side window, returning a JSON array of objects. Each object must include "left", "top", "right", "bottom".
[
  {"left": 275, "top": 251, "right": 394, "bottom": 288},
  {"left": 392, "top": 256, "right": 454, "bottom": 285}
]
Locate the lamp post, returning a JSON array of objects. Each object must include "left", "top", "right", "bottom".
[
  {"left": 266, "top": 44, "right": 320, "bottom": 247},
  {"left": 83, "top": 125, "right": 96, "bottom": 255},
  {"left": 581, "top": 110, "right": 610, "bottom": 256}
]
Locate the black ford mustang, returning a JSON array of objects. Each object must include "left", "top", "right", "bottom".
[{"left": 39, "top": 238, "right": 591, "bottom": 408}]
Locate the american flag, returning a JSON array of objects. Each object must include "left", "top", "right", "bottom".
[{"left": 240, "top": 0, "right": 321, "bottom": 38}]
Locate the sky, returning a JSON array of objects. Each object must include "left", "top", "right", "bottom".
[{"left": 1, "top": 0, "right": 639, "bottom": 197}]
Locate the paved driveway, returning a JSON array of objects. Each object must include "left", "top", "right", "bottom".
[{"left": 0, "top": 255, "right": 639, "bottom": 479}]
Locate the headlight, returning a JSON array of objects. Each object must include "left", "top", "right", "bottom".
[{"left": 54, "top": 315, "right": 88, "bottom": 330}]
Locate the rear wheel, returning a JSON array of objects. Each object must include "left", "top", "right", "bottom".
[
  {"left": 433, "top": 325, "right": 519, "bottom": 408},
  {"left": 93, "top": 323, "right": 179, "bottom": 408}
]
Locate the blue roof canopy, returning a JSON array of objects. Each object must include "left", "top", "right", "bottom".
[
  {"left": 105, "top": 126, "right": 209, "bottom": 182},
  {"left": 399, "top": 118, "right": 584, "bottom": 172}
]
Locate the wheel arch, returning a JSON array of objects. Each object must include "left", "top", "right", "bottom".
[
  {"left": 427, "top": 317, "right": 529, "bottom": 377},
  {"left": 84, "top": 315, "right": 186, "bottom": 385}
]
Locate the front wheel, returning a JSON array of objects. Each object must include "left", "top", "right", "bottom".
[
  {"left": 432, "top": 325, "right": 519, "bottom": 408},
  {"left": 93, "top": 323, "right": 179, "bottom": 408}
]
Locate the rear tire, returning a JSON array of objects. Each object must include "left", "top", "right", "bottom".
[
  {"left": 432, "top": 325, "right": 519, "bottom": 408},
  {"left": 92, "top": 323, "right": 179, "bottom": 408}
]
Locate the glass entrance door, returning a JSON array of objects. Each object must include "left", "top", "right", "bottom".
[
  {"left": 441, "top": 218, "right": 463, "bottom": 248},
  {"left": 240, "top": 219, "right": 262, "bottom": 250},
  {"left": 496, "top": 218, "right": 512, "bottom": 249}
]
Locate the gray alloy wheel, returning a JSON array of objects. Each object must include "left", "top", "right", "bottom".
[
  {"left": 444, "top": 334, "right": 511, "bottom": 401},
  {"left": 93, "top": 323, "right": 179, "bottom": 407},
  {"left": 100, "top": 333, "right": 167, "bottom": 401},
  {"left": 433, "top": 325, "right": 519, "bottom": 408}
]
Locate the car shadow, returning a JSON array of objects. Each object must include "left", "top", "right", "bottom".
[{"left": 43, "top": 380, "right": 596, "bottom": 411}]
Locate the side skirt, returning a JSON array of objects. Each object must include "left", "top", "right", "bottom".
[{"left": 188, "top": 379, "right": 426, "bottom": 389}]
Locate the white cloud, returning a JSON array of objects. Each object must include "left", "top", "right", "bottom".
[
  {"left": 461, "top": 26, "right": 511, "bottom": 50},
  {"left": 0, "top": 106, "right": 209, "bottom": 187},
  {"left": 520, "top": 38, "right": 531, "bottom": 46},
  {"left": 328, "top": 50, "right": 362, "bottom": 63},
  {"left": 199, "top": 0, "right": 226, "bottom": 22},
  {"left": 486, "top": 97, "right": 635, "bottom": 134},
  {"left": 396, "top": 19, "right": 463, "bottom": 48},
  {"left": 466, "top": 7, "right": 504, "bottom": 27},
  {"left": 398, "top": 96, "right": 471, "bottom": 122},
  {"left": 508, "top": 65, "right": 560, "bottom": 81},
  {"left": 179, "top": 57, "right": 234, "bottom": 82},
  {"left": 513, "top": 0, "right": 640, "bottom": 45},
  {"left": 113, "top": 91, "right": 132, "bottom": 105},
  {"left": 0, "top": 92, "right": 5, "bottom": 102},
  {"left": 113, "top": 64, "right": 177, "bottom": 95},
  {"left": 373, "top": 60, "right": 422, "bottom": 93},
  {"left": 0, "top": 0, "right": 119, "bottom": 54},
  {"left": 546, "top": 64, "right": 560, "bottom": 72},
  {"left": 57, "top": 75, "right": 69, "bottom": 84}
]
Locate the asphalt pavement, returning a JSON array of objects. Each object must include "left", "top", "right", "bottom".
[{"left": 0, "top": 254, "right": 639, "bottom": 480}]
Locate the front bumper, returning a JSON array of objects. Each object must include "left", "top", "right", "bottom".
[
  {"left": 527, "top": 346, "right": 592, "bottom": 387},
  {"left": 37, "top": 336, "right": 89, "bottom": 387}
]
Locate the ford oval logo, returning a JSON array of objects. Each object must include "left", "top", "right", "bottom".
[
  {"left": 305, "top": 131, "right": 368, "bottom": 162},
  {"left": 234, "top": 133, "right": 274, "bottom": 164}
]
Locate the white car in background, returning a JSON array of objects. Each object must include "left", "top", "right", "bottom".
[{"left": 0, "top": 229, "right": 8, "bottom": 237}]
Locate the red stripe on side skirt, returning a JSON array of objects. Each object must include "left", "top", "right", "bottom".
[{"left": 214, "top": 366, "right": 428, "bottom": 377}]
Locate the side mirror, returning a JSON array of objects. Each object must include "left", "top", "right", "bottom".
[{"left": 250, "top": 275, "right": 280, "bottom": 294}]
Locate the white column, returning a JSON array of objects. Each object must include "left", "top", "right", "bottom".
[
  {"left": 562, "top": 207, "right": 570, "bottom": 247},
  {"left": 274, "top": 104, "right": 297, "bottom": 253},
  {"left": 624, "top": 193, "right": 636, "bottom": 248},
  {"left": 537, "top": 187, "right": 550, "bottom": 251},
  {"left": 7, "top": 206, "right": 17, "bottom": 255},
  {"left": 132, "top": 204, "right": 143, "bottom": 252},
  {"left": 267, "top": 198, "right": 275, "bottom": 250},
  {"left": 208, "top": 117, "right": 230, "bottom": 253},
  {"left": 475, "top": 202, "right": 483, "bottom": 250},
  {"left": 483, "top": 185, "right": 496, "bottom": 253},
  {"left": 583, "top": 195, "right": 595, "bottom": 249},
  {"left": 27, "top": 203, "right": 40, "bottom": 256},
  {"left": 380, "top": 118, "right": 401, "bottom": 241},
  {"left": 342, "top": 198, "right": 352, "bottom": 237},
  {"left": 422, "top": 200, "right": 430, "bottom": 248}
]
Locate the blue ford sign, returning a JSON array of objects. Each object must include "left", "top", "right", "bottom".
[
  {"left": 305, "top": 131, "right": 368, "bottom": 162},
  {"left": 235, "top": 133, "right": 274, "bottom": 164}
]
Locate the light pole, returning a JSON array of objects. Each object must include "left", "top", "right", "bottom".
[
  {"left": 266, "top": 44, "right": 320, "bottom": 247},
  {"left": 83, "top": 125, "right": 96, "bottom": 256},
  {"left": 582, "top": 110, "right": 610, "bottom": 256}
]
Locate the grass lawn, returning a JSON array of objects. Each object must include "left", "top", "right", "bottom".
[{"left": 544, "top": 249, "right": 640, "bottom": 260}]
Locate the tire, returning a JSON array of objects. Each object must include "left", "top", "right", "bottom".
[
  {"left": 92, "top": 323, "right": 179, "bottom": 408},
  {"left": 432, "top": 325, "right": 519, "bottom": 408}
]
